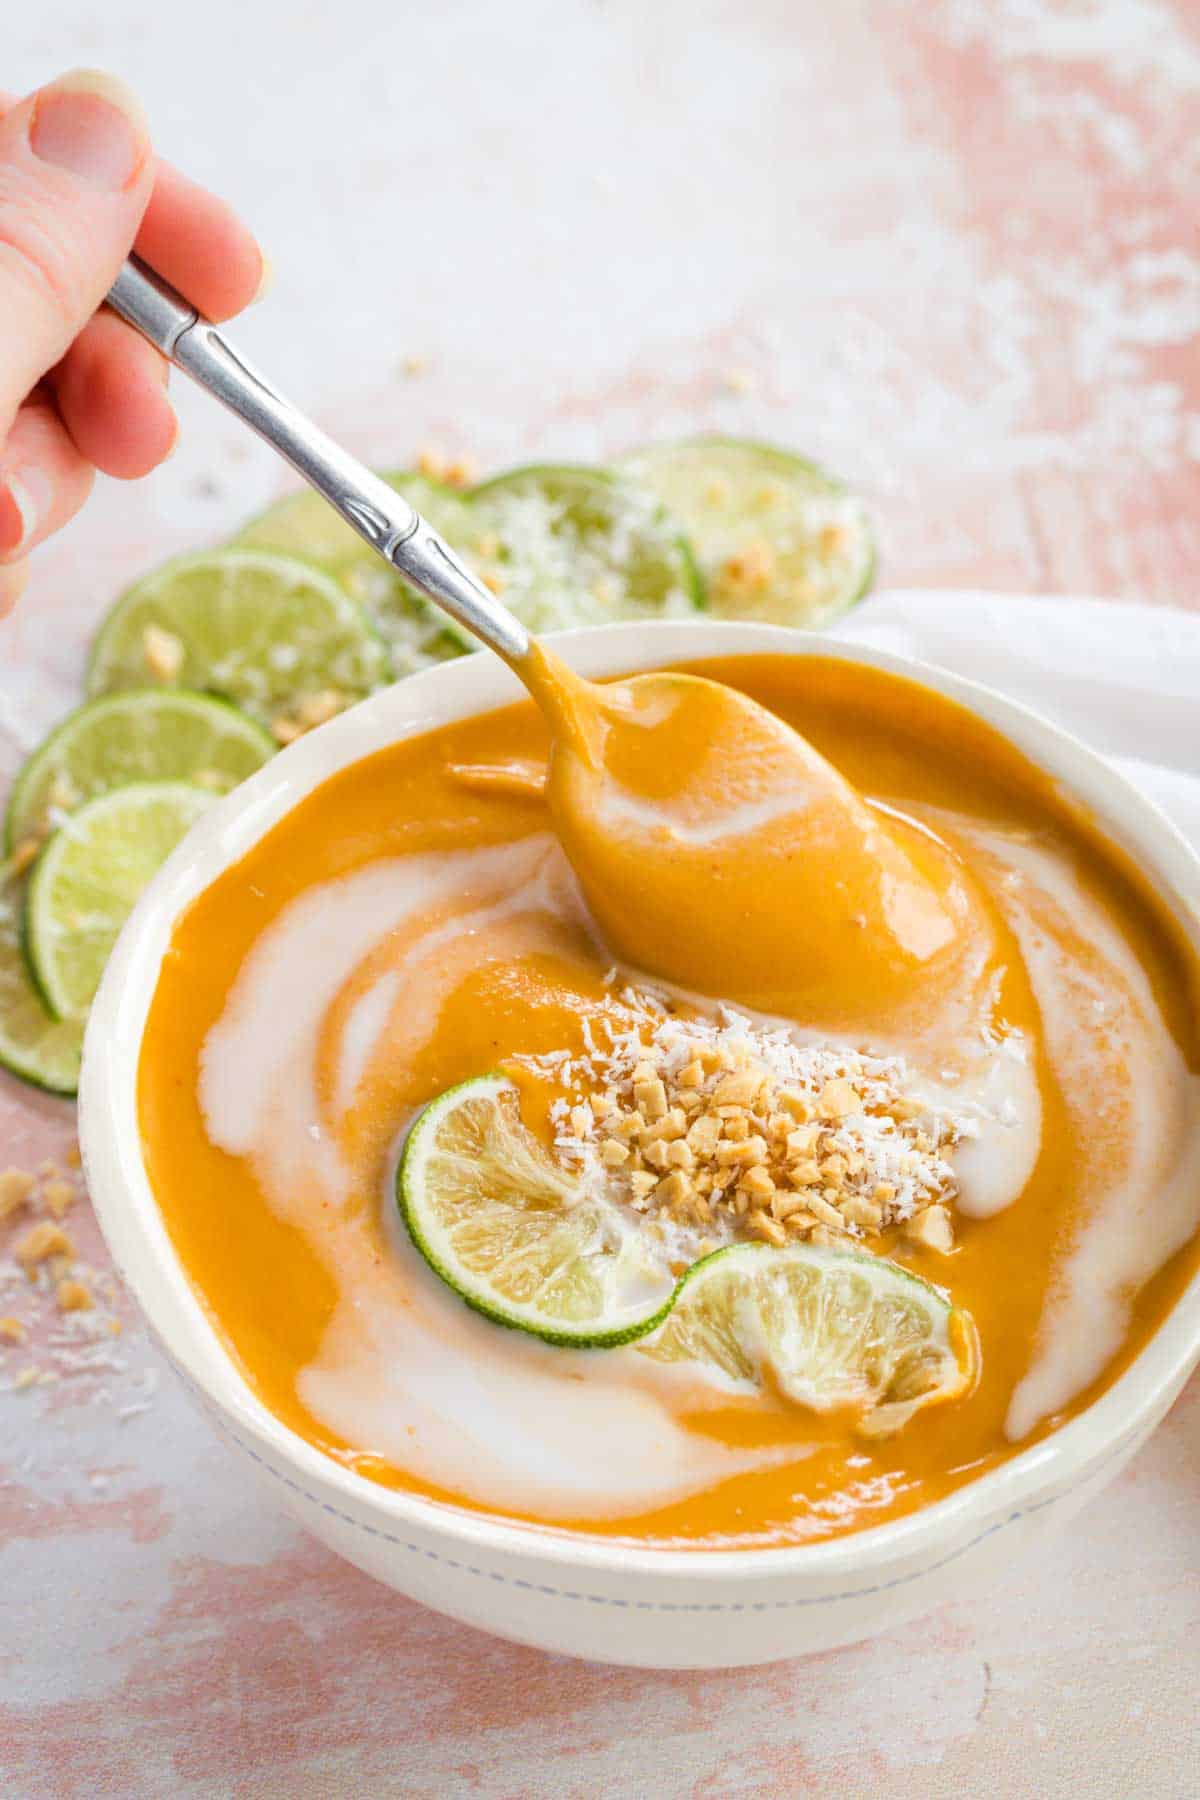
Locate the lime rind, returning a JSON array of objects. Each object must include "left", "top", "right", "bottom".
[
  {"left": 24, "top": 780, "right": 214, "bottom": 1022},
  {"left": 86, "top": 548, "right": 389, "bottom": 727},
  {"left": 0, "top": 873, "right": 82, "bottom": 1096},
  {"left": 641, "top": 1240, "right": 974, "bottom": 1428},
  {"left": 4, "top": 688, "right": 273, "bottom": 856},
  {"left": 398, "top": 1073, "right": 677, "bottom": 1347},
  {"left": 617, "top": 435, "right": 875, "bottom": 628}
]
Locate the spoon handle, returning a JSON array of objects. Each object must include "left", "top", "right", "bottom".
[{"left": 106, "top": 258, "right": 531, "bottom": 663}]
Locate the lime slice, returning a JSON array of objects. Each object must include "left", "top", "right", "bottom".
[
  {"left": 618, "top": 437, "right": 875, "bottom": 626},
  {"left": 0, "top": 873, "right": 82, "bottom": 1095},
  {"left": 398, "top": 1073, "right": 676, "bottom": 1345},
  {"left": 464, "top": 464, "right": 702, "bottom": 635},
  {"left": 86, "top": 549, "right": 389, "bottom": 729},
  {"left": 641, "top": 1243, "right": 975, "bottom": 1432},
  {"left": 24, "top": 782, "right": 214, "bottom": 1022},
  {"left": 4, "top": 689, "right": 273, "bottom": 856},
  {"left": 232, "top": 474, "right": 470, "bottom": 676}
]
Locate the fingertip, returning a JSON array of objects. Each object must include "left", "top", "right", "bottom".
[
  {"left": 0, "top": 559, "right": 28, "bottom": 618},
  {"left": 55, "top": 312, "right": 178, "bottom": 478},
  {"left": 137, "top": 161, "right": 264, "bottom": 321}
]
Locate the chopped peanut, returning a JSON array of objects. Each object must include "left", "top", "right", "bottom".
[
  {"left": 841, "top": 1196, "right": 885, "bottom": 1230},
  {"left": 804, "top": 1193, "right": 845, "bottom": 1230},
  {"left": 712, "top": 1070, "right": 761, "bottom": 1107},
  {"left": 0, "top": 1168, "right": 34, "bottom": 1221},
  {"left": 295, "top": 689, "right": 344, "bottom": 730},
  {"left": 655, "top": 1170, "right": 694, "bottom": 1213},
  {"left": 537, "top": 1012, "right": 963, "bottom": 1262},
  {"left": 687, "top": 1114, "right": 721, "bottom": 1157},
  {"left": 56, "top": 1279, "right": 93, "bottom": 1314},
  {"left": 15, "top": 1222, "right": 73, "bottom": 1271},
  {"left": 0, "top": 1317, "right": 25, "bottom": 1344},
  {"left": 42, "top": 1180, "right": 76, "bottom": 1220},
  {"left": 9, "top": 838, "right": 40, "bottom": 876},
  {"left": 740, "top": 1166, "right": 776, "bottom": 1204},
  {"left": 819, "top": 1079, "right": 860, "bottom": 1117},
  {"left": 773, "top": 1190, "right": 814, "bottom": 1221},
  {"left": 644, "top": 1107, "right": 687, "bottom": 1144},
  {"left": 722, "top": 541, "right": 774, "bottom": 592},
  {"left": 416, "top": 446, "right": 448, "bottom": 481},
  {"left": 143, "top": 623, "right": 185, "bottom": 682},
  {"left": 749, "top": 1209, "right": 787, "bottom": 1246},
  {"left": 903, "top": 1205, "right": 955, "bottom": 1254},
  {"left": 635, "top": 1078, "right": 668, "bottom": 1123}
]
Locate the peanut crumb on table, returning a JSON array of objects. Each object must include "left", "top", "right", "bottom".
[
  {"left": 42, "top": 1180, "right": 77, "bottom": 1220},
  {"left": 0, "top": 1169, "right": 34, "bottom": 1221},
  {"left": 16, "top": 1222, "right": 75, "bottom": 1271},
  {"left": 56, "top": 1279, "right": 93, "bottom": 1314}
]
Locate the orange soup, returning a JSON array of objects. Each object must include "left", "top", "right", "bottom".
[{"left": 139, "top": 655, "right": 1200, "bottom": 1548}]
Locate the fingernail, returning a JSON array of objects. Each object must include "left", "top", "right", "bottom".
[
  {"left": 252, "top": 251, "right": 274, "bottom": 305},
  {"left": 161, "top": 405, "right": 181, "bottom": 461},
  {"left": 0, "top": 470, "right": 51, "bottom": 555},
  {"left": 0, "top": 563, "right": 29, "bottom": 619},
  {"left": 30, "top": 70, "right": 149, "bottom": 192}
]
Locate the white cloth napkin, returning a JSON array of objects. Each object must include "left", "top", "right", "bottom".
[{"left": 836, "top": 591, "right": 1200, "bottom": 848}]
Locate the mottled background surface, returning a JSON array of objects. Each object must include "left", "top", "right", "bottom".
[{"left": 3, "top": 2, "right": 1199, "bottom": 1794}]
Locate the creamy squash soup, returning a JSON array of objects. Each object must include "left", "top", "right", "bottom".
[{"left": 139, "top": 654, "right": 1200, "bottom": 1547}]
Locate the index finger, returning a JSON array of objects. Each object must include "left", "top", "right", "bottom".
[{"left": 134, "top": 160, "right": 264, "bottom": 321}]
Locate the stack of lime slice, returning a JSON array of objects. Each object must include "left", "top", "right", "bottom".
[{"left": 0, "top": 690, "right": 274, "bottom": 1094}]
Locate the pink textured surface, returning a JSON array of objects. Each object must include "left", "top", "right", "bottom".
[{"left": 3, "top": 4, "right": 1199, "bottom": 1795}]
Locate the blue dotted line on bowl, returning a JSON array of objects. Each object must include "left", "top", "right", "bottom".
[{"left": 188, "top": 1376, "right": 1141, "bottom": 1614}]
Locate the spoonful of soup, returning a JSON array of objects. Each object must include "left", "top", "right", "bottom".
[{"left": 107, "top": 260, "right": 979, "bottom": 1026}]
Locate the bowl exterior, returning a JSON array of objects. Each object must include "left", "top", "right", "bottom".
[
  {"left": 79, "top": 619, "right": 1200, "bottom": 1668},
  {"left": 196, "top": 1378, "right": 1172, "bottom": 1668}
]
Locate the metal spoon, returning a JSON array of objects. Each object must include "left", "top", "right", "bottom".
[
  {"left": 106, "top": 258, "right": 530, "bottom": 664},
  {"left": 106, "top": 259, "right": 968, "bottom": 1021}
]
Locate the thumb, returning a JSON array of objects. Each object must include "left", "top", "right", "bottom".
[{"left": 0, "top": 70, "right": 154, "bottom": 434}]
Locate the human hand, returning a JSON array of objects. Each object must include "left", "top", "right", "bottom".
[{"left": 0, "top": 69, "right": 264, "bottom": 616}]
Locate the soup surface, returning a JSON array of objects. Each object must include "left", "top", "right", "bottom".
[{"left": 140, "top": 654, "right": 1200, "bottom": 1547}]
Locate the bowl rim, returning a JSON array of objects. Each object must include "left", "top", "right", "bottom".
[{"left": 79, "top": 617, "right": 1200, "bottom": 1584}]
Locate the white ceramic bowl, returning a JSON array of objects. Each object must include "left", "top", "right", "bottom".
[{"left": 80, "top": 622, "right": 1200, "bottom": 1669}]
